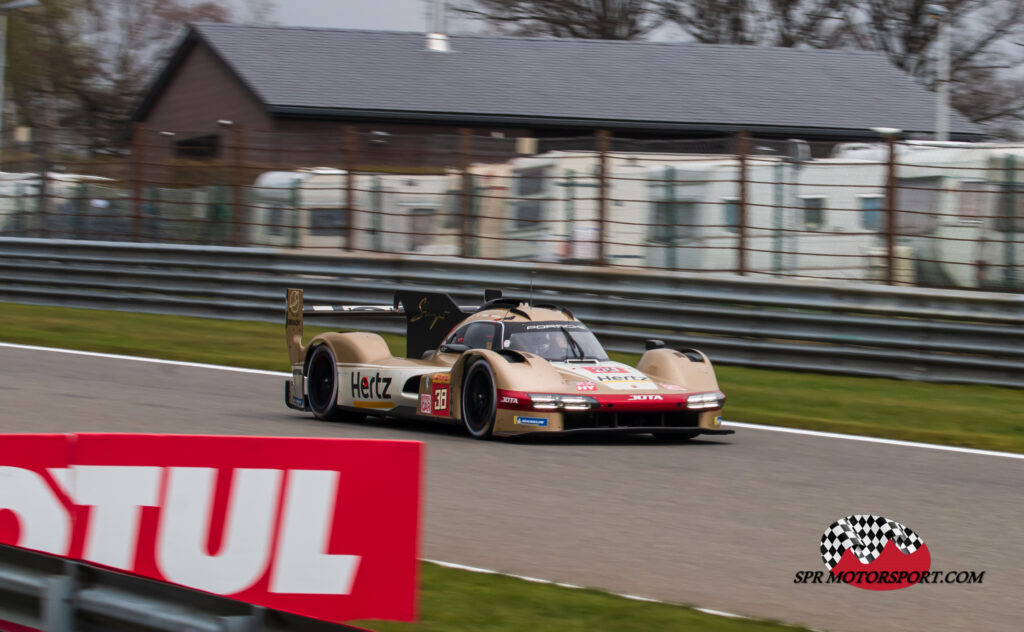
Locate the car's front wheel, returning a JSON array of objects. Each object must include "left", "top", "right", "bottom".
[
  {"left": 461, "top": 359, "right": 496, "bottom": 439},
  {"left": 306, "top": 345, "right": 364, "bottom": 423}
]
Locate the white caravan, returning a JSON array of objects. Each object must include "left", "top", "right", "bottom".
[
  {"left": 249, "top": 168, "right": 451, "bottom": 253},
  {"left": 887, "top": 144, "right": 1024, "bottom": 289},
  {"left": 499, "top": 151, "right": 719, "bottom": 265},
  {"left": 645, "top": 157, "right": 888, "bottom": 279},
  {"left": 459, "top": 160, "right": 516, "bottom": 259},
  {"left": 478, "top": 150, "right": 888, "bottom": 278},
  {"left": 0, "top": 172, "right": 43, "bottom": 233},
  {"left": 0, "top": 172, "right": 117, "bottom": 238}
]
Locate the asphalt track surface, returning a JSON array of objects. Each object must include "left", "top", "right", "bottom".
[{"left": 1, "top": 345, "right": 1021, "bottom": 632}]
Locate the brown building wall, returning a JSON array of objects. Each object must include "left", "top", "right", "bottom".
[
  {"left": 142, "top": 42, "right": 273, "bottom": 163},
  {"left": 144, "top": 43, "right": 272, "bottom": 132},
  {"left": 262, "top": 119, "right": 528, "bottom": 171},
  {"left": 137, "top": 42, "right": 577, "bottom": 172}
]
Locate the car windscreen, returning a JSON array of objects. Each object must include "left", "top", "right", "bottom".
[{"left": 504, "top": 322, "right": 609, "bottom": 362}]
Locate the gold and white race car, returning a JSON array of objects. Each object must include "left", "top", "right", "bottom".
[{"left": 285, "top": 288, "right": 732, "bottom": 440}]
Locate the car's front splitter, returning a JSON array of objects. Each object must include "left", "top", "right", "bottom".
[{"left": 500, "top": 426, "right": 735, "bottom": 438}]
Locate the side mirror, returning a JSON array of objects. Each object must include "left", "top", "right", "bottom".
[
  {"left": 645, "top": 339, "right": 666, "bottom": 350},
  {"left": 440, "top": 343, "right": 470, "bottom": 354}
]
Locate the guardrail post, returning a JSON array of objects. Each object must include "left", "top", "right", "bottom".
[
  {"left": 344, "top": 124, "right": 358, "bottom": 252},
  {"left": 220, "top": 614, "right": 261, "bottom": 631},
  {"left": 230, "top": 124, "right": 246, "bottom": 247},
  {"left": 596, "top": 129, "right": 611, "bottom": 265},
  {"left": 736, "top": 132, "right": 750, "bottom": 276},
  {"left": 42, "top": 573, "right": 74, "bottom": 631},
  {"left": 884, "top": 135, "right": 897, "bottom": 285},
  {"left": 458, "top": 128, "right": 473, "bottom": 258},
  {"left": 131, "top": 122, "right": 146, "bottom": 242}
]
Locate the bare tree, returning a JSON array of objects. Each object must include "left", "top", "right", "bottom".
[
  {"left": 6, "top": 0, "right": 233, "bottom": 154},
  {"left": 236, "top": 0, "right": 277, "bottom": 25},
  {"left": 77, "top": 0, "right": 231, "bottom": 122},
  {"left": 832, "top": 0, "right": 1024, "bottom": 137},
  {"left": 833, "top": 1, "right": 1024, "bottom": 76},
  {"left": 452, "top": 0, "right": 664, "bottom": 39},
  {"left": 951, "top": 68, "right": 1024, "bottom": 140},
  {"left": 658, "top": 0, "right": 762, "bottom": 44},
  {"left": 659, "top": 0, "right": 847, "bottom": 46}
]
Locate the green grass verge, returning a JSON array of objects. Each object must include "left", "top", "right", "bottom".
[
  {"left": 1, "top": 301, "right": 1022, "bottom": 454},
  {"left": 351, "top": 562, "right": 802, "bottom": 632}
]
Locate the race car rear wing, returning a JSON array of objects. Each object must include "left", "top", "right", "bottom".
[
  {"left": 285, "top": 288, "right": 471, "bottom": 361},
  {"left": 285, "top": 287, "right": 573, "bottom": 360}
]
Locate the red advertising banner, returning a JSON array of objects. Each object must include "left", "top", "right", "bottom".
[{"left": 0, "top": 434, "right": 423, "bottom": 624}]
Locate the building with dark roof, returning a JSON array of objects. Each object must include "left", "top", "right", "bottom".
[{"left": 133, "top": 23, "right": 983, "bottom": 167}]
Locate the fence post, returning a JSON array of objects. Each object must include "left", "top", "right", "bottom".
[
  {"left": 596, "top": 129, "right": 611, "bottom": 265},
  {"left": 230, "top": 124, "right": 245, "bottom": 247},
  {"left": 458, "top": 128, "right": 473, "bottom": 258},
  {"left": 131, "top": 122, "right": 146, "bottom": 242},
  {"left": 884, "top": 135, "right": 897, "bottom": 285},
  {"left": 35, "top": 137, "right": 50, "bottom": 239},
  {"left": 1001, "top": 154, "right": 1017, "bottom": 289},
  {"left": 344, "top": 125, "right": 358, "bottom": 251},
  {"left": 736, "top": 132, "right": 750, "bottom": 276}
]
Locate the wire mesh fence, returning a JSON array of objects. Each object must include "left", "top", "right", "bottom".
[{"left": 1, "top": 126, "right": 1022, "bottom": 291}]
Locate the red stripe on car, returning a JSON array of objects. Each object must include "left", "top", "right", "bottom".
[
  {"left": 496, "top": 389, "right": 534, "bottom": 411},
  {"left": 590, "top": 393, "right": 691, "bottom": 411}
]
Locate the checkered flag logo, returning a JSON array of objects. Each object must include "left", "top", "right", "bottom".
[{"left": 820, "top": 514, "right": 924, "bottom": 571}]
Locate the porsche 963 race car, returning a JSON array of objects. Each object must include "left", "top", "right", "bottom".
[{"left": 285, "top": 288, "right": 732, "bottom": 439}]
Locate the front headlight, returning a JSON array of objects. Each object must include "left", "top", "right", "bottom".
[
  {"left": 686, "top": 391, "right": 725, "bottom": 410},
  {"left": 527, "top": 394, "right": 597, "bottom": 411},
  {"left": 558, "top": 396, "right": 595, "bottom": 411},
  {"left": 529, "top": 394, "right": 560, "bottom": 410}
]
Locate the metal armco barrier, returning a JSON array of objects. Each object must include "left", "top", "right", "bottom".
[
  {"left": 0, "top": 546, "right": 361, "bottom": 632},
  {"left": 0, "top": 237, "right": 1021, "bottom": 387}
]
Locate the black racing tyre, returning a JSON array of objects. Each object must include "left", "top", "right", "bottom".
[
  {"left": 461, "top": 359, "right": 496, "bottom": 439},
  {"left": 306, "top": 345, "right": 364, "bottom": 422}
]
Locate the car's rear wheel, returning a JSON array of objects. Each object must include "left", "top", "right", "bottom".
[
  {"left": 306, "top": 345, "right": 364, "bottom": 423},
  {"left": 461, "top": 359, "right": 496, "bottom": 439}
]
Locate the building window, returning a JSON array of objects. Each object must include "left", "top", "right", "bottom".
[
  {"left": 267, "top": 207, "right": 284, "bottom": 236},
  {"left": 174, "top": 134, "right": 219, "bottom": 159},
  {"left": 515, "top": 200, "right": 543, "bottom": 229},
  {"left": 649, "top": 200, "right": 696, "bottom": 243},
  {"left": 801, "top": 197, "right": 826, "bottom": 230},
  {"left": 958, "top": 181, "right": 989, "bottom": 219},
  {"left": 722, "top": 199, "right": 739, "bottom": 233},
  {"left": 409, "top": 207, "right": 434, "bottom": 249},
  {"left": 515, "top": 166, "right": 547, "bottom": 197},
  {"left": 309, "top": 207, "right": 346, "bottom": 236},
  {"left": 994, "top": 184, "right": 1024, "bottom": 233},
  {"left": 860, "top": 196, "right": 883, "bottom": 231},
  {"left": 895, "top": 176, "right": 941, "bottom": 234},
  {"left": 442, "top": 188, "right": 459, "bottom": 229},
  {"left": 513, "top": 166, "right": 549, "bottom": 229}
]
